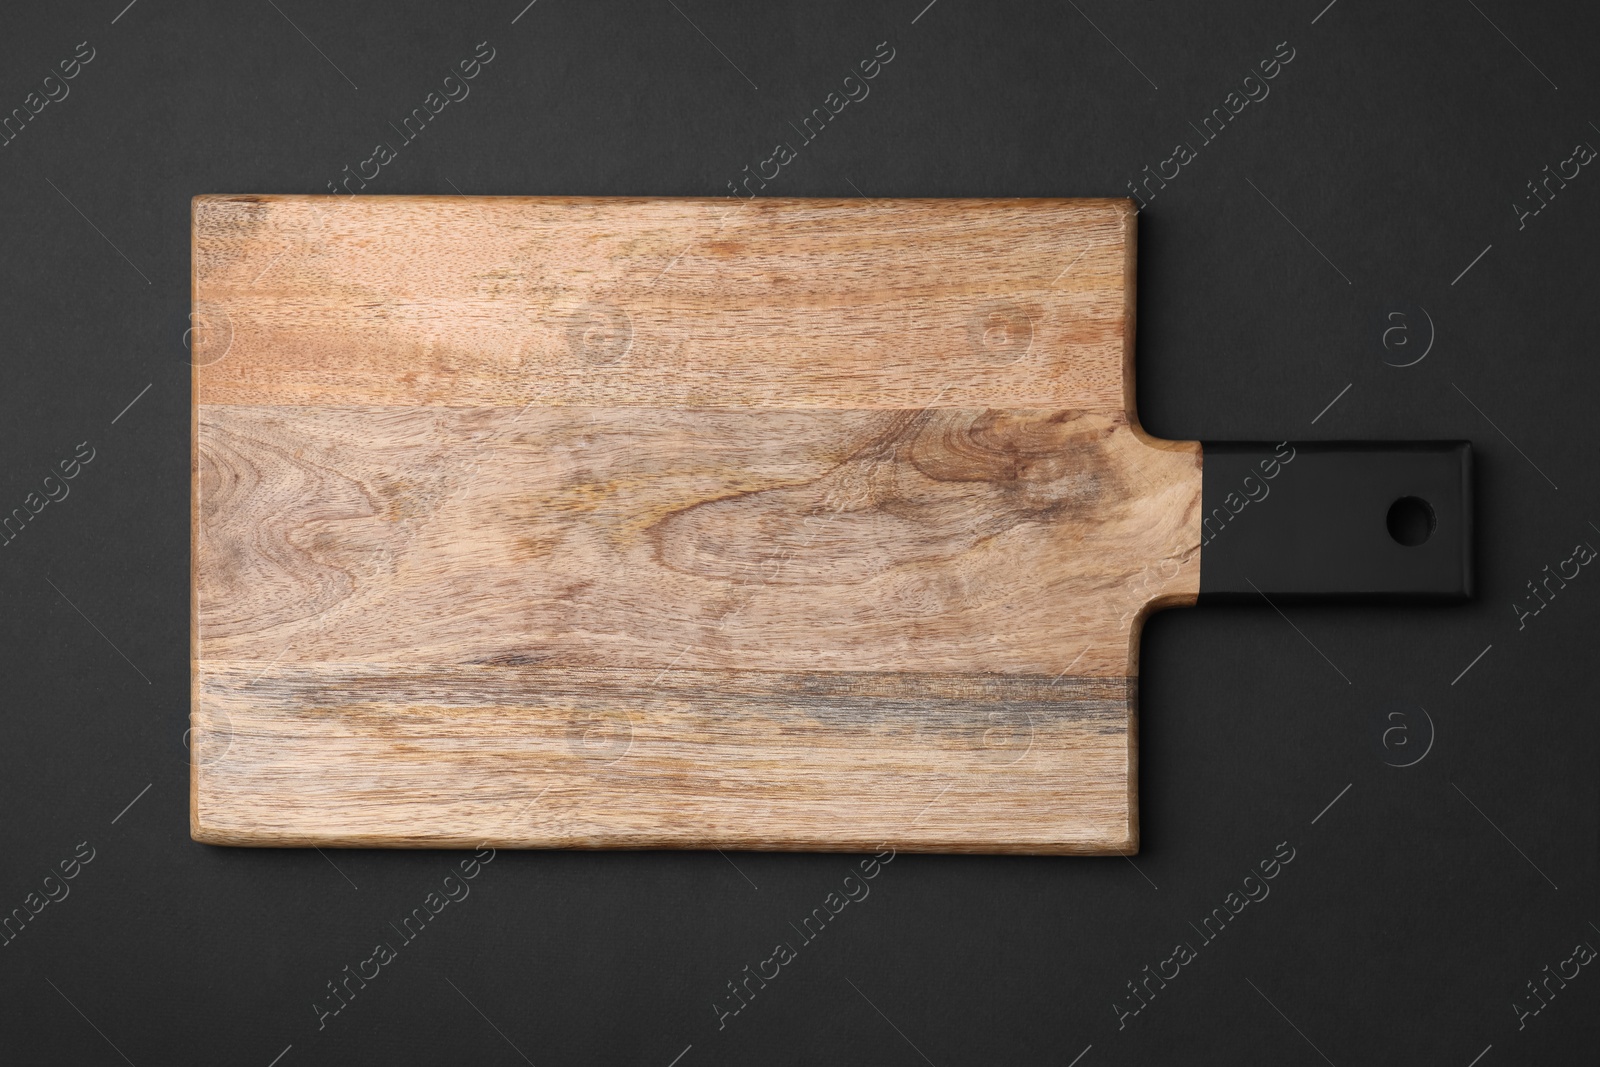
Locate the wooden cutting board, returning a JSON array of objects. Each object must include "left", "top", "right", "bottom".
[{"left": 190, "top": 195, "right": 1203, "bottom": 854}]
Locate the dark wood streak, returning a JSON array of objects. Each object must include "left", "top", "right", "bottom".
[{"left": 193, "top": 663, "right": 1136, "bottom": 852}]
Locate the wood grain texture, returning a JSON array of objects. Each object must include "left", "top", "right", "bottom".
[
  {"left": 192, "top": 196, "right": 1135, "bottom": 409},
  {"left": 193, "top": 666, "right": 1134, "bottom": 852},
  {"left": 191, "top": 195, "right": 1202, "bottom": 853}
]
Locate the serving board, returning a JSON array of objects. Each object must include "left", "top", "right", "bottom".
[{"left": 190, "top": 195, "right": 1201, "bottom": 853}]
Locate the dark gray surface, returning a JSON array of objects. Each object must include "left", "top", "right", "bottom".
[{"left": 1, "top": 1, "right": 1595, "bottom": 1063}]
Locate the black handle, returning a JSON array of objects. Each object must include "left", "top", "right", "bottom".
[{"left": 1198, "top": 441, "right": 1473, "bottom": 603}]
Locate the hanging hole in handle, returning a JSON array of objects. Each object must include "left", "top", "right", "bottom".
[{"left": 1386, "top": 496, "right": 1436, "bottom": 547}]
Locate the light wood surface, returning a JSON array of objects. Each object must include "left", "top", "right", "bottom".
[{"left": 191, "top": 195, "right": 1202, "bottom": 853}]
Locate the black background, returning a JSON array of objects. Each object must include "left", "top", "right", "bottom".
[{"left": 2, "top": 1, "right": 1596, "bottom": 1063}]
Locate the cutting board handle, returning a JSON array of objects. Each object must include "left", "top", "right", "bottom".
[{"left": 1198, "top": 441, "right": 1472, "bottom": 602}]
